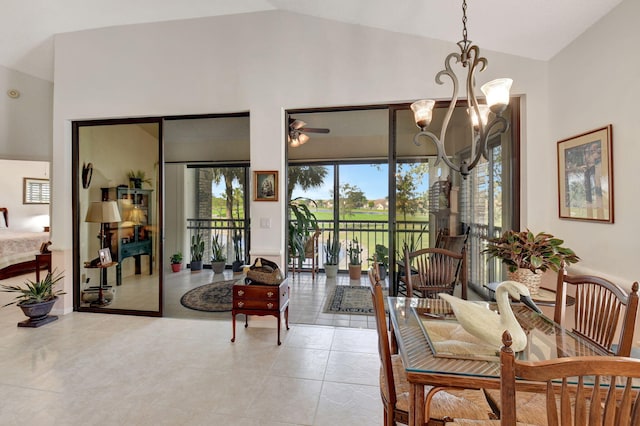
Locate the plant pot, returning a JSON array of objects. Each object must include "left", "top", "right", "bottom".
[
  {"left": 232, "top": 260, "right": 244, "bottom": 273},
  {"left": 129, "top": 177, "right": 142, "bottom": 189},
  {"left": 348, "top": 264, "right": 362, "bottom": 280},
  {"left": 17, "top": 297, "right": 58, "bottom": 328},
  {"left": 324, "top": 264, "right": 338, "bottom": 279},
  {"left": 211, "top": 261, "right": 226, "bottom": 274},
  {"left": 171, "top": 263, "right": 181, "bottom": 272},
  {"left": 378, "top": 265, "right": 387, "bottom": 281},
  {"left": 507, "top": 268, "right": 542, "bottom": 296},
  {"left": 190, "top": 260, "right": 203, "bottom": 272}
]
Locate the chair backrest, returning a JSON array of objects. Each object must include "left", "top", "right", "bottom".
[
  {"left": 554, "top": 265, "right": 639, "bottom": 356},
  {"left": 368, "top": 268, "right": 397, "bottom": 409},
  {"left": 404, "top": 245, "right": 468, "bottom": 299},
  {"left": 303, "top": 229, "right": 321, "bottom": 258},
  {"left": 500, "top": 330, "right": 640, "bottom": 426}
]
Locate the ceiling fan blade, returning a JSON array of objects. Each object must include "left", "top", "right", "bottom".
[
  {"left": 290, "top": 119, "right": 307, "bottom": 130},
  {"left": 300, "top": 127, "right": 330, "bottom": 134}
]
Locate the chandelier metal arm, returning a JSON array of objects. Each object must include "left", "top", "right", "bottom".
[
  {"left": 435, "top": 52, "right": 462, "bottom": 144},
  {"left": 412, "top": 130, "right": 462, "bottom": 172}
]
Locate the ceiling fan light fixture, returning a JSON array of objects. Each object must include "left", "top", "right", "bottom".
[{"left": 298, "top": 133, "right": 310, "bottom": 145}]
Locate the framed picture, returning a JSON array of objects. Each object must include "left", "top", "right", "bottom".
[
  {"left": 557, "top": 125, "right": 613, "bottom": 223},
  {"left": 254, "top": 170, "right": 278, "bottom": 202},
  {"left": 98, "top": 247, "right": 112, "bottom": 265}
]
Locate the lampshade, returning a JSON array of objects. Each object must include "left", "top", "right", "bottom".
[
  {"left": 85, "top": 201, "right": 122, "bottom": 223},
  {"left": 467, "top": 105, "right": 491, "bottom": 128},
  {"left": 481, "top": 78, "right": 512, "bottom": 113},
  {"left": 410, "top": 99, "right": 436, "bottom": 130},
  {"left": 298, "top": 133, "right": 310, "bottom": 145}
]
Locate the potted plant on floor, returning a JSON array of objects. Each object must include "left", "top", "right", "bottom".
[
  {"left": 323, "top": 232, "right": 341, "bottom": 279},
  {"left": 484, "top": 229, "right": 580, "bottom": 295},
  {"left": 347, "top": 238, "right": 363, "bottom": 280},
  {"left": 1, "top": 270, "right": 65, "bottom": 327},
  {"left": 231, "top": 229, "right": 245, "bottom": 273},
  {"left": 367, "top": 244, "right": 389, "bottom": 280},
  {"left": 211, "top": 233, "right": 227, "bottom": 274},
  {"left": 288, "top": 197, "right": 318, "bottom": 270},
  {"left": 190, "top": 231, "right": 205, "bottom": 272},
  {"left": 170, "top": 252, "right": 183, "bottom": 272}
]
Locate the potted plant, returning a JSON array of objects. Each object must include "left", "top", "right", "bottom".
[
  {"left": 127, "top": 169, "right": 151, "bottom": 189},
  {"left": 288, "top": 197, "right": 318, "bottom": 269},
  {"left": 190, "top": 231, "right": 205, "bottom": 272},
  {"left": 231, "top": 229, "right": 244, "bottom": 273},
  {"left": 211, "top": 233, "right": 227, "bottom": 274},
  {"left": 347, "top": 238, "right": 363, "bottom": 280},
  {"left": 170, "top": 251, "right": 183, "bottom": 272},
  {"left": 368, "top": 244, "right": 389, "bottom": 280},
  {"left": 323, "top": 232, "right": 341, "bottom": 279},
  {"left": 0, "top": 270, "right": 65, "bottom": 327},
  {"left": 484, "top": 229, "right": 580, "bottom": 295}
]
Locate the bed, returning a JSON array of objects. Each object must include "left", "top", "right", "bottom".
[{"left": 0, "top": 208, "right": 51, "bottom": 280}]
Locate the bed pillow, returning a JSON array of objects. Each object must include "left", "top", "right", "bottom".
[{"left": 0, "top": 213, "right": 6, "bottom": 229}]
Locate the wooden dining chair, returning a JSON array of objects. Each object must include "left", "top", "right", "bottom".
[
  {"left": 554, "top": 265, "right": 639, "bottom": 356},
  {"left": 403, "top": 244, "right": 468, "bottom": 300},
  {"left": 368, "top": 268, "right": 496, "bottom": 425},
  {"left": 499, "top": 330, "right": 640, "bottom": 426},
  {"left": 290, "top": 228, "right": 320, "bottom": 278}
]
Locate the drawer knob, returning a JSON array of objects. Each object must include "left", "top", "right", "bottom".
[
  {"left": 237, "top": 290, "right": 244, "bottom": 296},
  {"left": 267, "top": 303, "right": 274, "bottom": 309},
  {"left": 267, "top": 291, "right": 274, "bottom": 297},
  {"left": 237, "top": 302, "right": 244, "bottom": 308}
]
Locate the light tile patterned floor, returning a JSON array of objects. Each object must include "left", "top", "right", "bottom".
[{"left": 0, "top": 271, "right": 383, "bottom": 425}]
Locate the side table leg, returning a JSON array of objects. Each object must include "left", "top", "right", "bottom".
[
  {"left": 277, "top": 312, "right": 281, "bottom": 345},
  {"left": 231, "top": 312, "right": 236, "bottom": 342},
  {"left": 285, "top": 305, "right": 290, "bottom": 330}
]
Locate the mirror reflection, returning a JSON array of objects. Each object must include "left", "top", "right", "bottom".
[{"left": 76, "top": 121, "right": 161, "bottom": 313}]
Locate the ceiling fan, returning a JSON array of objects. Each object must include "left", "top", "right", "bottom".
[{"left": 288, "top": 118, "right": 330, "bottom": 147}]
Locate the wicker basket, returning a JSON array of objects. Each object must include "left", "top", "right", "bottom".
[
  {"left": 246, "top": 257, "right": 283, "bottom": 285},
  {"left": 507, "top": 268, "right": 542, "bottom": 296}
]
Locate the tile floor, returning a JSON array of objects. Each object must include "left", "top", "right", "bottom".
[{"left": 0, "top": 271, "right": 383, "bottom": 425}]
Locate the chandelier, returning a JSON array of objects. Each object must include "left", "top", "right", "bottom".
[{"left": 411, "top": 0, "right": 512, "bottom": 177}]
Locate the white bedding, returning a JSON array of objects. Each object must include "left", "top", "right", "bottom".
[{"left": 0, "top": 229, "right": 51, "bottom": 270}]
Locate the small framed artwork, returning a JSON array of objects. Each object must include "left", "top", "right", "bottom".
[
  {"left": 557, "top": 125, "right": 613, "bottom": 223},
  {"left": 98, "top": 248, "right": 112, "bottom": 265},
  {"left": 254, "top": 170, "right": 278, "bottom": 202}
]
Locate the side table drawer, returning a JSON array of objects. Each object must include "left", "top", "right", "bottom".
[
  {"left": 234, "top": 299, "right": 280, "bottom": 310},
  {"left": 234, "top": 285, "right": 280, "bottom": 300}
]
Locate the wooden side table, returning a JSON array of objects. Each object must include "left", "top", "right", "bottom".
[
  {"left": 35, "top": 252, "right": 52, "bottom": 282},
  {"left": 83, "top": 261, "right": 119, "bottom": 307},
  {"left": 231, "top": 279, "right": 289, "bottom": 345}
]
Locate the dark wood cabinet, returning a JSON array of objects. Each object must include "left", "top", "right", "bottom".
[
  {"left": 101, "top": 187, "right": 153, "bottom": 284},
  {"left": 231, "top": 279, "right": 289, "bottom": 345}
]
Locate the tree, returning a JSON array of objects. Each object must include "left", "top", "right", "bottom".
[
  {"left": 395, "top": 163, "right": 428, "bottom": 221},
  {"left": 339, "top": 183, "right": 366, "bottom": 217},
  {"left": 212, "top": 168, "right": 245, "bottom": 219},
  {"left": 288, "top": 165, "right": 328, "bottom": 200}
]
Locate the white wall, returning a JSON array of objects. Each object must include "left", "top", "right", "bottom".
[
  {"left": 0, "top": 159, "right": 50, "bottom": 231},
  {"left": 0, "top": 65, "right": 53, "bottom": 161},
  {"left": 548, "top": 0, "right": 639, "bottom": 288},
  {"left": 50, "top": 10, "right": 550, "bottom": 311}
]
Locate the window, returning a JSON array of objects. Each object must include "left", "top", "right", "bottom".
[{"left": 24, "top": 178, "right": 50, "bottom": 204}]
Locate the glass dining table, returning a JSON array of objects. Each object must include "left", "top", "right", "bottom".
[{"left": 387, "top": 296, "right": 609, "bottom": 426}]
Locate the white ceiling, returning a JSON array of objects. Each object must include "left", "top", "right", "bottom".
[{"left": 0, "top": 0, "right": 622, "bottom": 82}]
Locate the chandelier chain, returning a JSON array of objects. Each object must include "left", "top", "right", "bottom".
[{"left": 461, "top": 0, "right": 468, "bottom": 43}]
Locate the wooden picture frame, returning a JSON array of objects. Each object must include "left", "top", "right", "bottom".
[
  {"left": 98, "top": 247, "right": 112, "bottom": 265},
  {"left": 253, "top": 170, "right": 278, "bottom": 202},
  {"left": 557, "top": 125, "right": 613, "bottom": 223}
]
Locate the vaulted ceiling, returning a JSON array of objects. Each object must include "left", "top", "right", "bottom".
[{"left": 1, "top": 0, "right": 622, "bottom": 82}]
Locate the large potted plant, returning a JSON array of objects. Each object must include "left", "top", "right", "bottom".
[
  {"left": 1, "top": 270, "right": 65, "bottom": 327},
  {"left": 231, "top": 229, "right": 244, "bottom": 273},
  {"left": 211, "top": 233, "right": 227, "bottom": 274},
  {"left": 323, "top": 232, "right": 341, "bottom": 279},
  {"left": 170, "top": 252, "right": 183, "bottom": 272},
  {"left": 190, "top": 231, "right": 205, "bottom": 272},
  {"left": 288, "top": 197, "right": 318, "bottom": 269},
  {"left": 367, "top": 244, "right": 389, "bottom": 280},
  {"left": 484, "top": 229, "right": 580, "bottom": 295},
  {"left": 347, "top": 238, "right": 363, "bottom": 280}
]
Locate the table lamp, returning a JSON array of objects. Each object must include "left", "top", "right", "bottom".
[{"left": 85, "top": 200, "right": 121, "bottom": 250}]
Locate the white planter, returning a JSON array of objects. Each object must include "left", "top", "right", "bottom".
[{"left": 324, "top": 264, "right": 338, "bottom": 279}]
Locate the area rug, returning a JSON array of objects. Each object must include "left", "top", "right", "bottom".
[
  {"left": 180, "top": 279, "right": 237, "bottom": 312},
  {"left": 323, "top": 285, "right": 380, "bottom": 316}
]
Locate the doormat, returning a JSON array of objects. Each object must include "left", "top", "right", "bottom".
[
  {"left": 180, "top": 279, "right": 237, "bottom": 312},
  {"left": 323, "top": 285, "right": 385, "bottom": 316}
]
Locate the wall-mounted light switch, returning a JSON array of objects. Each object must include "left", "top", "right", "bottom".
[{"left": 260, "top": 217, "right": 271, "bottom": 229}]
